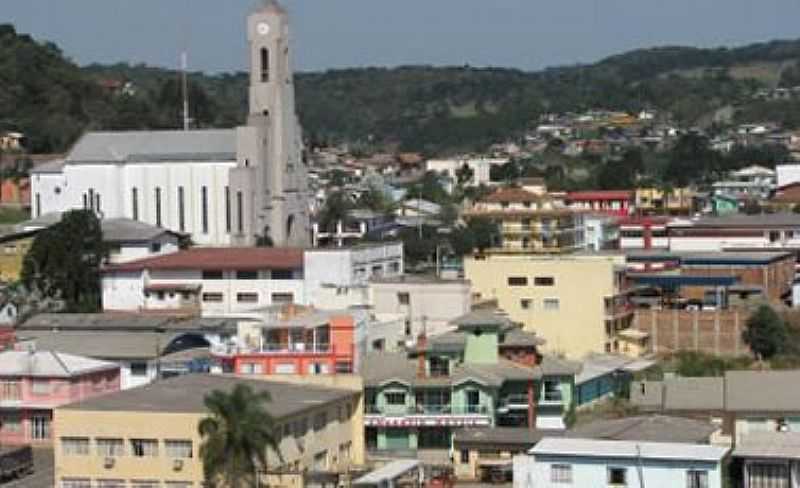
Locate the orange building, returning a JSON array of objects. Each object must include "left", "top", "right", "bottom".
[
  {"left": 217, "top": 306, "right": 358, "bottom": 376},
  {"left": 0, "top": 177, "right": 30, "bottom": 208}
]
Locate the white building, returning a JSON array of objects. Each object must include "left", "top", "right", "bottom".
[
  {"left": 303, "top": 243, "right": 403, "bottom": 307},
  {"left": 777, "top": 163, "right": 800, "bottom": 188},
  {"left": 514, "top": 437, "right": 729, "bottom": 488},
  {"left": 102, "top": 247, "right": 306, "bottom": 316},
  {"left": 30, "top": 0, "right": 311, "bottom": 248},
  {"left": 425, "top": 157, "right": 508, "bottom": 189}
]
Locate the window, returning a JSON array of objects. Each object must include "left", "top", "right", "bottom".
[
  {"left": 271, "top": 293, "right": 294, "bottom": 304},
  {"left": 335, "top": 361, "right": 353, "bottom": 373},
  {"left": 165, "top": 440, "right": 193, "bottom": 458},
  {"left": 339, "top": 441, "right": 353, "bottom": 462},
  {"left": 543, "top": 380, "right": 563, "bottom": 402},
  {"left": 535, "top": 276, "right": 555, "bottom": 286},
  {"left": 521, "top": 298, "right": 532, "bottom": 310},
  {"left": 218, "top": 185, "right": 230, "bottom": 235},
  {"left": 429, "top": 356, "right": 450, "bottom": 377},
  {"left": 155, "top": 187, "right": 162, "bottom": 227},
  {"left": 201, "top": 185, "right": 209, "bottom": 234},
  {"left": 371, "top": 264, "right": 383, "bottom": 276},
  {"left": 130, "top": 362, "right": 148, "bottom": 377},
  {"left": 271, "top": 269, "right": 294, "bottom": 280},
  {"left": 608, "top": 467, "right": 627, "bottom": 486},
  {"left": 97, "top": 480, "right": 125, "bottom": 488},
  {"left": 389, "top": 261, "right": 401, "bottom": 273},
  {"left": 35, "top": 193, "right": 41, "bottom": 217},
  {"left": 293, "top": 417, "right": 309, "bottom": 438},
  {"left": 1, "top": 413, "right": 21, "bottom": 432},
  {"left": 687, "top": 470, "right": 709, "bottom": 488},
  {"left": 62, "top": 437, "right": 90, "bottom": 456},
  {"left": 97, "top": 438, "right": 125, "bottom": 457},
  {"left": 385, "top": 392, "right": 405, "bottom": 405},
  {"left": 82, "top": 193, "right": 88, "bottom": 209},
  {"left": 131, "top": 187, "right": 139, "bottom": 220},
  {"left": 460, "top": 449, "right": 469, "bottom": 464},
  {"left": 260, "top": 47, "right": 270, "bottom": 82},
  {"left": 543, "top": 298, "right": 560, "bottom": 311},
  {"left": 274, "top": 363, "right": 296, "bottom": 374},
  {"left": 0, "top": 380, "right": 21, "bottom": 401},
  {"left": 177, "top": 186, "right": 185, "bottom": 232},
  {"left": 237, "top": 293, "right": 259, "bottom": 303},
  {"left": 88, "top": 188, "right": 95, "bottom": 211},
  {"left": 241, "top": 362, "right": 264, "bottom": 375},
  {"left": 236, "top": 270, "right": 258, "bottom": 280},
  {"left": 236, "top": 190, "right": 244, "bottom": 234},
  {"left": 96, "top": 194, "right": 101, "bottom": 213},
  {"left": 508, "top": 276, "right": 528, "bottom": 286},
  {"left": 62, "top": 479, "right": 91, "bottom": 488},
  {"left": 397, "top": 292, "right": 410, "bottom": 305},
  {"left": 130, "top": 439, "right": 158, "bottom": 457},
  {"left": 313, "top": 411, "right": 328, "bottom": 431},
  {"left": 202, "top": 292, "right": 224, "bottom": 302},
  {"left": 202, "top": 270, "right": 224, "bottom": 280},
  {"left": 551, "top": 464, "right": 572, "bottom": 483},
  {"left": 31, "top": 380, "right": 51, "bottom": 395},
  {"left": 150, "top": 242, "right": 161, "bottom": 253}
]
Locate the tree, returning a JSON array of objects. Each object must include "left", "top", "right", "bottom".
[
  {"left": 199, "top": 384, "right": 282, "bottom": 488},
  {"left": 449, "top": 218, "right": 500, "bottom": 256},
  {"left": 317, "top": 191, "right": 353, "bottom": 233},
  {"left": 455, "top": 163, "right": 474, "bottom": 187},
  {"left": 21, "top": 210, "right": 106, "bottom": 312},
  {"left": 742, "top": 305, "right": 788, "bottom": 360}
]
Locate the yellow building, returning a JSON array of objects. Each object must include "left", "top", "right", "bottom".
[
  {"left": 0, "top": 231, "right": 34, "bottom": 283},
  {"left": 54, "top": 374, "right": 364, "bottom": 488},
  {"left": 464, "top": 181, "right": 581, "bottom": 253},
  {"left": 635, "top": 187, "right": 695, "bottom": 215},
  {"left": 464, "top": 253, "right": 643, "bottom": 358}
]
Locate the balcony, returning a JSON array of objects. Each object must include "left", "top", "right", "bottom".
[
  {"left": 498, "top": 393, "right": 530, "bottom": 410},
  {"left": 364, "top": 404, "right": 492, "bottom": 428},
  {"left": 212, "top": 342, "right": 332, "bottom": 356}
]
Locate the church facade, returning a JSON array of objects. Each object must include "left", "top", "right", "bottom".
[{"left": 30, "top": 0, "right": 310, "bottom": 248}]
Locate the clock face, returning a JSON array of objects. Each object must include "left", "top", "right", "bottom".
[{"left": 257, "top": 22, "right": 271, "bottom": 36}]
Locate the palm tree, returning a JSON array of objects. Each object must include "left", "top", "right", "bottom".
[{"left": 199, "top": 384, "right": 282, "bottom": 488}]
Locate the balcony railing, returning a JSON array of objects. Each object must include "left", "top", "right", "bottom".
[
  {"left": 364, "top": 404, "right": 490, "bottom": 416},
  {"left": 212, "top": 343, "right": 332, "bottom": 356}
]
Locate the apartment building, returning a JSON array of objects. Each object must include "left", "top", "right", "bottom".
[
  {"left": 54, "top": 374, "right": 364, "bottom": 488},
  {"left": 464, "top": 253, "right": 638, "bottom": 358},
  {"left": 0, "top": 350, "right": 119, "bottom": 445},
  {"left": 101, "top": 247, "right": 306, "bottom": 315},
  {"left": 363, "top": 311, "right": 578, "bottom": 454}
]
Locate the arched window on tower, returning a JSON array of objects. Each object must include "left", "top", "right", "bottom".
[{"left": 260, "top": 48, "right": 270, "bottom": 82}]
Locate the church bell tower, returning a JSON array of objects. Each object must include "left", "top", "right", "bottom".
[{"left": 230, "top": 0, "right": 310, "bottom": 247}]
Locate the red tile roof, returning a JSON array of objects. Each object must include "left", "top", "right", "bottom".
[
  {"left": 482, "top": 187, "right": 543, "bottom": 203},
  {"left": 567, "top": 190, "right": 633, "bottom": 201},
  {"left": 105, "top": 247, "right": 304, "bottom": 273}
]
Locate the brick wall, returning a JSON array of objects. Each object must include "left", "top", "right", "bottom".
[{"left": 633, "top": 309, "right": 749, "bottom": 356}]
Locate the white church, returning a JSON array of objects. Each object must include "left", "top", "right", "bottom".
[{"left": 31, "top": 0, "right": 311, "bottom": 248}]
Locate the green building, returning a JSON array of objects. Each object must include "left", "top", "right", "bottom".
[{"left": 363, "top": 311, "right": 578, "bottom": 453}]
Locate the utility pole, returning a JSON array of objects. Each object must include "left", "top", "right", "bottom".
[{"left": 181, "top": 51, "right": 190, "bottom": 131}]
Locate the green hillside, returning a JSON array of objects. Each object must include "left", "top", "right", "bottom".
[{"left": 3, "top": 22, "right": 800, "bottom": 154}]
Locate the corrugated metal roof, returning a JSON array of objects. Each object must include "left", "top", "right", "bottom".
[
  {"left": 65, "top": 130, "right": 236, "bottom": 164},
  {"left": 0, "top": 350, "right": 118, "bottom": 377},
  {"left": 734, "top": 432, "right": 800, "bottom": 460},
  {"left": 725, "top": 370, "right": 800, "bottom": 412},
  {"left": 530, "top": 437, "right": 729, "bottom": 462}
]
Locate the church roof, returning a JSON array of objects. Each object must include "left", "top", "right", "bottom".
[{"left": 66, "top": 129, "right": 236, "bottom": 164}]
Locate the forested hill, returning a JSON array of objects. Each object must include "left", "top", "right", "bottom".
[{"left": 3, "top": 21, "right": 800, "bottom": 154}]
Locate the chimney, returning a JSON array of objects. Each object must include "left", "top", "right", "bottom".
[{"left": 417, "top": 333, "right": 427, "bottom": 379}]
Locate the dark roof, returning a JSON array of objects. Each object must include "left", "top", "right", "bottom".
[
  {"left": 691, "top": 213, "right": 800, "bottom": 229},
  {"left": 104, "top": 247, "right": 304, "bottom": 272},
  {"left": 725, "top": 370, "right": 800, "bottom": 412},
  {"left": 60, "top": 374, "right": 356, "bottom": 418},
  {"left": 454, "top": 427, "right": 562, "bottom": 449},
  {"left": 567, "top": 415, "right": 717, "bottom": 444},
  {"left": 19, "top": 313, "right": 235, "bottom": 333},
  {"left": 102, "top": 218, "right": 183, "bottom": 242},
  {"left": 734, "top": 432, "right": 800, "bottom": 460},
  {"left": 625, "top": 250, "right": 792, "bottom": 266},
  {"left": 18, "top": 330, "right": 188, "bottom": 360},
  {"left": 451, "top": 310, "right": 516, "bottom": 330},
  {"left": 539, "top": 355, "right": 582, "bottom": 376}
]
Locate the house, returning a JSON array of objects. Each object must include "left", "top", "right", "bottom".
[
  {"left": 776, "top": 163, "right": 800, "bottom": 187},
  {"left": 617, "top": 216, "right": 672, "bottom": 250},
  {"left": 565, "top": 190, "right": 633, "bottom": 217},
  {"left": 0, "top": 131, "right": 24, "bottom": 151},
  {"left": 425, "top": 157, "right": 508, "bottom": 189},
  {"left": 311, "top": 208, "right": 395, "bottom": 247},
  {"left": 725, "top": 370, "right": 800, "bottom": 444},
  {"left": 363, "top": 311, "right": 578, "bottom": 456},
  {"left": 666, "top": 213, "right": 800, "bottom": 251},
  {"left": 0, "top": 349, "right": 119, "bottom": 445},
  {"left": 54, "top": 374, "right": 364, "bottom": 488},
  {"left": 635, "top": 187, "right": 695, "bottom": 215},
  {"left": 395, "top": 198, "right": 441, "bottom": 219},
  {"left": 574, "top": 354, "right": 655, "bottom": 407},
  {"left": 582, "top": 213, "right": 619, "bottom": 251},
  {"left": 515, "top": 437, "right": 729, "bottom": 488},
  {"left": 0, "top": 229, "right": 36, "bottom": 282},
  {"left": 733, "top": 432, "right": 800, "bottom": 488},
  {"left": 303, "top": 242, "right": 403, "bottom": 308},
  {"left": 453, "top": 427, "right": 560, "bottom": 481},
  {"left": 101, "top": 247, "right": 306, "bottom": 315},
  {"left": 15, "top": 313, "right": 235, "bottom": 389},
  {"left": 464, "top": 252, "right": 641, "bottom": 358},
  {"left": 213, "top": 304, "right": 362, "bottom": 376}
]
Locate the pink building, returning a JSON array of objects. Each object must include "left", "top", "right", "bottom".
[
  {"left": 566, "top": 190, "right": 634, "bottom": 217},
  {"left": 0, "top": 350, "right": 120, "bottom": 445}
]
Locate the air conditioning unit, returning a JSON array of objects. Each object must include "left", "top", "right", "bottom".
[
  {"left": 103, "top": 457, "right": 115, "bottom": 468},
  {"left": 173, "top": 459, "right": 184, "bottom": 471}
]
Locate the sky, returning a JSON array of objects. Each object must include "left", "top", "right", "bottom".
[{"left": 5, "top": 0, "right": 800, "bottom": 74}]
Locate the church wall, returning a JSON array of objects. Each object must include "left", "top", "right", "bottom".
[{"left": 30, "top": 171, "right": 67, "bottom": 218}]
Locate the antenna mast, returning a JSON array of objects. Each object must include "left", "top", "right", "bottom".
[{"left": 181, "top": 51, "right": 190, "bottom": 131}]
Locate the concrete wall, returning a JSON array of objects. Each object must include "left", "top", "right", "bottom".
[{"left": 465, "top": 254, "right": 621, "bottom": 358}]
